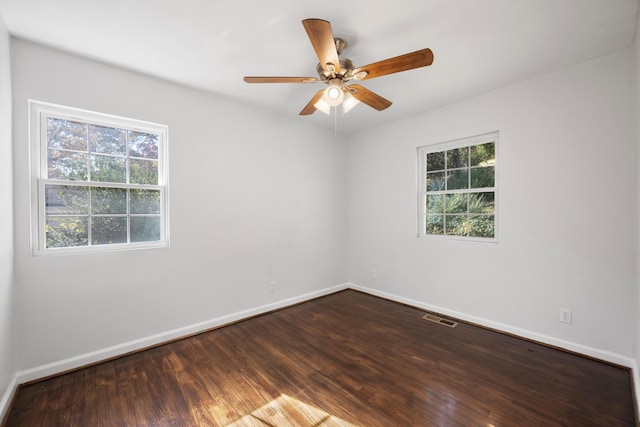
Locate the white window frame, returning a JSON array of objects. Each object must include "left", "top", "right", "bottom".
[
  {"left": 29, "top": 100, "right": 170, "bottom": 255},
  {"left": 417, "top": 131, "right": 499, "bottom": 242}
]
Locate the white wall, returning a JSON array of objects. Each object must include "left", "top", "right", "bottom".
[
  {"left": 635, "top": 10, "right": 640, "bottom": 394},
  {"left": 348, "top": 49, "right": 636, "bottom": 362},
  {"left": 0, "top": 11, "right": 15, "bottom": 422},
  {"left": 0, "top": 12, "right": 15, "bottom": 421},
  {"left": 11, "top": 38, "right": 348, "bottom": 372}
]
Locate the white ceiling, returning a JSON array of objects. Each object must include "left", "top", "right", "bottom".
[{"left": 0, "top": 0, "right": 638, "bottom": 133}]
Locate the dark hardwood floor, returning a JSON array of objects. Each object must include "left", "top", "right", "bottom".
[{"left": 3, "top": 290, "right": 636, "bottom": 426}]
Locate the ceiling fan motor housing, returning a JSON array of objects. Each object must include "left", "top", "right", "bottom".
[{"left": 316, "top": 56, "right": 355, "bottom": 81}]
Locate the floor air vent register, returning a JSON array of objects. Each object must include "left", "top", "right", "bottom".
[{"left": 422, "top": 314, "right": 458, "bottom": 328}]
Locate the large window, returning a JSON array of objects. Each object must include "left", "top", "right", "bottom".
[
  {"left": 30, "top": 101, "right": 169, "bottom": 254},
  {"left": 418, "top": 132, "right": 497, "bottom": 240}
]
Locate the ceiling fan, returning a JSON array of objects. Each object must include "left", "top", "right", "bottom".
[{"left": 244, "top": 18, "right": 434, "bottom": 116}]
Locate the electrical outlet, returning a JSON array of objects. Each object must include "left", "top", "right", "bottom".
[
  {"left": 370, "top": 270, "right": 377, "bottom": 279},
  {"left": 268, "top": 281, "right": 276, "bottom": 293},
  {"left": 560, "top": 308, "right": 572, "bottom": 324}
]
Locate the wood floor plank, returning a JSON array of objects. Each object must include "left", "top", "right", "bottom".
[{"left": 3, "top": 290, "right": 636, "bottom": 426}]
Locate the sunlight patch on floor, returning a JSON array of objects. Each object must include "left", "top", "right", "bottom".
[{"left": 226, "top": 394, "right": 357, "bottom": 426}]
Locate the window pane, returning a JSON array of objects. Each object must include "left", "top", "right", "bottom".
[
  {"left": 426, "top": 151, "right": 445, "bottom": 171},
  {"left": 90, "top": 154, "right": 126, "bottom": 183},
  {"left": 445, "top": 193, "right": 468, "bottom": 214},
  {"left": 469, "top": 215, "right": 495, "bottom": 238},
  {"left": 47, "top": 118, "right": 87, "bottom": 151},
  {"left": 91, "top": 217, "right": 128, "bottom": 245},
  {"left": 470, "top": 142, "right": 495, "bottom": 167},
  {"left": 130, "top": 159, "right": 158, "bottom": 185},
  {"left": 426, "top": 172, "right": 446, "bottom": 191},
  {"left": 89, "top": 125, "right": 126, "bottom": 155},
  {"left": 426, "top": 215, "right": 444, "bottom": 235},
  {"left": 470, "top": 166, "right": 495, "bottom": 188},
  {"left": 447, "top": 147, "right": 468, "bottom": 169},
  {"left": 45, "top": 185, "right": 89, "bottom": 215},
  {"left": 34, "top": 102, "right": 168, "bottom": 253},
  {"left": 129, "top": 131, "right": 158, "bottom": 159},
  {"left": 130, "top": 189, "right": 160, "bottom": 214},
  {"left": 131, "top": 216, "right": 161, "bottom": 242},
  {"left": 420, "top": 134, "right": 496, "bottom": 240},
  {"left": 447, "top": 169, "right": 469, "bottom": 190},
  {"left": 46, "top": 216, "right": 88, "bottom": 248},
  {"left": 426, "top": 194, "right": 444, "bottom": 214},
  {"left": 91, "top": 187, "right": 127, "bottom": 214},
  {"left": 445, "top": 215, "right": 467, "bottom": 236},
  {"left": 48, "top": 150, "right": 88, "bottom": 180},
  {"left": 469, "top": 192, "right": 495, "bottom": 214}
]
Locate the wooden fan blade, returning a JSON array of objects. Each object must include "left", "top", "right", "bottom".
[
  {"left": 347, "top": 84, "right": 392, "bottom": 111},
  {"left": 302, "top": 19, "right": 341, "bottom": 74},
  {"left": 351, "top": 48, "right": 434, "bottom": 81},
  {"left": 299, "top": 90, "right": 325, "bottom": 115},
  {"left": 244, "top": 76, "right": 318, "bottom": 83}
]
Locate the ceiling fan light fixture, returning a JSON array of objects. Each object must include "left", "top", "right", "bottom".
[
  {"left": 342, "top": 91, "right": 360, "bottom": 114},
  {"left": 323, "top": 79, "right": 344, "bottom": 106},
  {"left": 313, "top": 98, "right": 331, "bottom": 115},
  {"left": 327, "top": 86, "right": 341, "bottom": 99}
]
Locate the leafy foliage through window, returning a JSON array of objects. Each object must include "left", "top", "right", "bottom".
[
  {"left": 418, "top": 133, "right": 497, "bottom": 240},
  {"left": 30, "top": 101, "right": 169, "bottom": 254}
]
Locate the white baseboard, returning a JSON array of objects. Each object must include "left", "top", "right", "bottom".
[
  {"left": 15, "top": 283, "right": 349, "bottom": 385},
  {"left": 349, "top": 283, "right": 636, "bottom": 368},
  {"left": 0, "top": 374, "right": 18, "bottom": 424}
]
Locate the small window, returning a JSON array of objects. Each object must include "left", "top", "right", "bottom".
[
  {"left": 30, "top": 101, "right": 169, "bottom": 254},
  {"left": 418, "top": 132, "right": 498, "bottom": 241}
]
